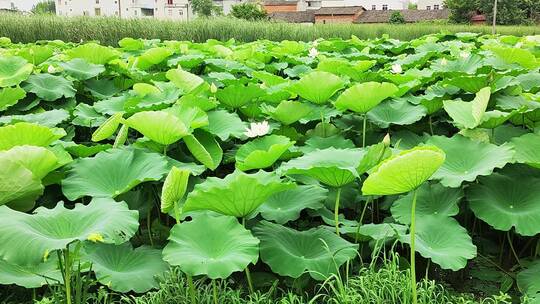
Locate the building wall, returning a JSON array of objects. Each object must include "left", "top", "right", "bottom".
[
  {"left": 318, "top": 0, "right": 410, "bottom": 10},
  {"left": 314, "top": 14, "right": 355, "bottom": 23},
  {"left": 56, "top": 0, "right": 125, "bottom": 17},
  {"left": 213, "top": 0, "right": 244, "bottom": 15},
  {"left": 0, "top": 0, "right": 12, "bottom": 10},
  {"left": 154, "top": 0, "right": 190, "bottom": 20},
  {"left": 264, "top": 4, "right": 297, "bottom": 13},
  {"left": 416, "top": 0, "right": 443, "bottom": 10}
]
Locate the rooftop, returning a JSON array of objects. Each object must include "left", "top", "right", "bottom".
[
  {"left": 268, "top": 11, "right": 315, "bottom": 23},
  {"left": 315, "top": 6, "right": 365, "bottom": 16},
  {"left": 355, "top": 9, "right": 450, "bottom": 23}
]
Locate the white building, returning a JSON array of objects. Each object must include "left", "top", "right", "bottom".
[
  {"left": 0, "top": 0, "right": 14, "bottom": 10},
  {"left": 301, "top": 0, "right": 410, "bottom": 11},
  {"left": 55, "top": 0, "right": 191, "bottom": 19},
  {"left": 416, "top": 0, "right": 443, "bottom": 10}
]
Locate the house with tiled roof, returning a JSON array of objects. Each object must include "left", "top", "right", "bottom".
[{"left": 355, "top": 8, "right": 449, "bottom": 23}]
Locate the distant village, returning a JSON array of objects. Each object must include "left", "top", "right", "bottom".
[{"left": 0, "top": 0, "right": 485, "bottom": 24}]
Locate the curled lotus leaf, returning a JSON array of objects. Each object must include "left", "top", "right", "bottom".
[{"left": 235, "top": 135, "right": 294, "bottom": 171}]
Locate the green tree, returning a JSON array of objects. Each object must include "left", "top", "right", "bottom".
[
  {"left": 408, "top": 3, "right": 418, "bottom": 9},
  {"left": 230, "top": 3, "right": 267, "bottom": 21},
  {"left": 191, "top": 0, "right": 222, "bottom": 17},
  {"left": 478, "top": 0, "right": 526, "bottom": 25},
  {"left": 389, "top": 11, "right": 406, "bottom": 24},
  {"left": 31, "top": 0, "right": 55, "bottom": 14},
  {"left": 444, "top": 0, "right": 477, "bottom": 23}
]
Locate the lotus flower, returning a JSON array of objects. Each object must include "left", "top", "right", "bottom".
[
  {"left": 391, "top": 64, "right": 402, "bottom": 74},
  {"left": 244, "top": 121, "right": 270, "bottom": 138},
  {"left": 308, "top": 48, "right": 319, "bottom": 58}
]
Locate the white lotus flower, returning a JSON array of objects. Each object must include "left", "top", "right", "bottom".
[
  {"left": 47, "top": 65, "right": 56, "bottom": 74},
  {"left": 515, "top": 42, "right": 523, "bottom": 48},
  {"left": 244, "top": 121, "right": 270, "bottom": 138},
  {"left": 308, "top": 47, "right": 318, "bottom": 58},
  {"left": 460, "top": 51, "right": 470, "bottom": 58},
  {"left": 391, "top": 64, "right": 402, "bottom": 74},
  {"left": 441, "top": 58, "right": 448, "bottom": 65},
  {"left": 312, "top": 40, "right": 319, "bottom": 47}
]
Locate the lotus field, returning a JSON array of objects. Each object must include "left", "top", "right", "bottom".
[{"left": 0, "top": 33, "right": 539, "bottom": 303}]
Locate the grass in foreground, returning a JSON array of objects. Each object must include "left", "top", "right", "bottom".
[{"left": 0, "top": 13, "right": 539, "bottom": 45}]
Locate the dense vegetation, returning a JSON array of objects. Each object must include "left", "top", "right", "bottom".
[
  {"left": 0, "top": 31, "right": 539, "bottom": 304},
  {"left": 444, "top": 0, "right": 540, "bottom": 25},
  {"left": 0, "top": 13, "right": 539, "bottom": 45}
]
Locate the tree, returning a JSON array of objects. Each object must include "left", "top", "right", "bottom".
[
  {"left": 191, "top": 0, "right": 221, "bottom": 17},
  {"left": 408, "top": 3, "right": 418, "bottom": 10},
  {"left": 389, "top": 11, "right": 405, "bottom": 24},
  {"left": 478, "top": 0, "right": 525, "bottom": 25},
  {"left": 443, "top": 0, "right": 476, "bottom": 23},
  {"left": 31, "top": 0, "right": 55, "bottom": 14},
  {"left": 230, "top": 3, "right": 267, "bottom": 21}
]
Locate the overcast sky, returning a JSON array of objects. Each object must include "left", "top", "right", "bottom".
[{"left": 12, "top": 0, "right": 41, "bottom": 11}]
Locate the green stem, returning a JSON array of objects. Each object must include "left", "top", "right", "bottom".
[
  {"left": 410, "top": 189, "right": 418, "bottom": 304},
  {"left": 334, "top": 187, "right": 342, "bottom": 235},
  {"left": 187, "top": 275, "right": 196, "bottom": 304},
  {"left": 425, "top": 259, "right": 430, "bottom": 280},
  {"left": 212, "top": 280, "right": 218, "bottom": 304},
  {"left": 242, "top": 217, "right": 255, "bottom": 294},
  {"left": 428, "top": 116, "right": 434, "bottom": 135},
  {"left": 354, "top": 197, "right": 371, "bottom": 243},
  {"left": 64, "top": 248, "right": 72, "bottom": 304},
  {"left": 506, "top": 231, "right": 521, "bottom": 266},
  {"left": 362, "top": 114, "right": 367, "bottom": 148},
  {"left": 147, "top": 209, "right": 154, "bottom": 247}
]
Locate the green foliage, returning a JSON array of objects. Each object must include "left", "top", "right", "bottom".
[
  {"left": 230, "top": 3, "right": 267, "bottom": 21},
  {"left": 31, "top": 1, "right": 55, "bottom": 14},
  {"left": 191, "top": 0, "right": 222, "bottom": 17},
  {"left": 389, "top": 11, "right": 406, "bottom": 24}
]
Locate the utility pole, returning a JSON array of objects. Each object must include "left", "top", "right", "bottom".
[{"left": 492, "top": 0, "right": 497, "bottom": 34}]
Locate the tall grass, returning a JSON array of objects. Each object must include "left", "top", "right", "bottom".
[{"left": 0, "top": 13, "right": 539, "bottom": 45}]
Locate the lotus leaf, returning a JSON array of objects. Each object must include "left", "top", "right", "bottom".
[
  {"left": 0, "top": 86, "right": 26, "bottom": 111},
  {"left": 468, "top": 167, "right": 540, "bottom": 236},
  {"left": 426, "top": 135, "right": 514, "bottom": 187},
  {"left": 0, "top": 257, "right": 62, "bottom": 288},
  {"left": 261, "top": 100, "right": 313, "bottom": 125},
  {"left": 0, "top": 56, "right": 33, "bottom": 87},
  {"left": 161, "top": 167, "right": 190, "bottom": 213},
  {"left": 253, "top": 221, "right": 358, "bottom": 280},
  {"left": 0, "top": 146, "right": 58, "bottom": 179},
  {"left": 125, "top": 111, "right": 190, "bottom": 145},
  {"left": 83, "top": 242, "right": 168, "bottom": 293},
  {"left": 0, "top": 198, "right": 138, "bottom": 265},
  {"left": 23, "top": 74, "right": 76, "bottom": 101},
  {"left": 204, "top": 110, "right": 247, "bottom": 140},
  {"left": 510, "top": 132, "right": 540, "bottom": 168},
  {"left": 165, "top": 69, "right": 204, "bottom": 94},
  {"left": 0, "top": 158, "right": 43, "bottom": 208},
  {"left": 517, "top": 260, "right": 540, "bottom": 297},
  {"left": 280, "top": 148, "right": 366, "bottom": 187},
  {"left": 183, "top": 170, "right": 294, "bottom": 218},
  {"left": 335, "top": 82, "right": 399, "bottom": 113},
  {"left": 399, "top": 216, "right": 477, "bottom": 271},
  {"left": 392, "top": 183, "right": 463, "bottom": 225},
  {"left": 236, "top": 135, "right": 294, "bottom": 171},
  {"left": 255, "top": 184, "right": 328, "bottom": 224},
  {"left": 0, "top": 122, "right": 65, "bottom": 150},
  {"left": 183, "top": 130, "right": 222, "bottom": 170},
  {"left": 91, "top": 112, "right": 124, "bottom": 142},
  {"left": 163, "top": 214, "right": 259, "bottom": 279},
  {"left": 443, "top": 87, "right": 491, "bottom": 129},
  {"left": 367, "top": 99, "right": 427, "bottom": 128},
  {"left": 216, "top": 83, "right": 265, "bottom": 108},
  {"left": 59, "top": 58, "right": 106, "bottom": 80},
  {"left": 66, "top": 43, "right": 119, "bottom": 64},
  {"left": 62, "top": 148, "right": 169, "bottom": 200},
  {"left": 289, "top": 71, "right": 345, "bottom": 104},
  {"left": 362, "top": 146, "right": 445, "bottom": 195}
]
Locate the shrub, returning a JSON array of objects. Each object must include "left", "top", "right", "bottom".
[
  {"left": 389, "top": 11, "right": 406, "bottom": 24},
  {"left": 230, "top": 3, "right": 268, "bottom": 21}
]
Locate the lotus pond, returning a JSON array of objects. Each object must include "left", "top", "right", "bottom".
[{"left": 0, "top": 33, "right": 539, "bottom": 303}]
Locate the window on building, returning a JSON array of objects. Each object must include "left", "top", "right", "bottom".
[
  {"left": 167, "top": 0, "right": 173, "bottom": 4},
  {"left": 371, "top": 4, "right": 376, "bottom": 10},
  {"left": 95, "top": 0, "right": 99, "bottom": 4},
  {"left": 83, "top": 11, "right": 89, "bottom": 15},
  {"left": 179, "top": 9, "right": 183, "bottom": 15},
  {"left": 426, "top": 6, "right": 431, "bottom": 10},
  {"left": 95, "top": 7, "right": 101, "bottom": 15},
  {"left": 57, "top": 0, "right": 61, "bottom": 5},
  {"left": 168, "top": 9, "right": 173, "bottom": 15},
  {"left": 433, "top": 4, "right": 439, "bottom": 9},
  {"left": 382, "top": 4, "right": 388, "bottom": 10},
  {"left": 134, "top": 10, "right": 138, "bottom": 15}
]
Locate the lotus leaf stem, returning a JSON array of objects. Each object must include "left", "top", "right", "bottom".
[
  {"left": 362, "top": 114, "right": 367, "bottom": 148},
  {"left": 334, "top": 187, "right": 342, "bottom": 235},
  {"left": 187, "top": 275, "right": 196, "bottom": 304},
  {"left": 410, "top": 189, "right": 418, "bottom": 304},
  {"left": 212, "top": 280, "right": 218, "bottom": 304},
  {"left": 242, "top": 217, "right": 255, "bottom": 294}
]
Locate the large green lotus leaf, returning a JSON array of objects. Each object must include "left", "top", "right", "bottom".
[
  {"left": 162, "top": 103, "right": 208, "bottom": 130},
  {"left": 253, "top": 221, "right": 358, "bottom": 280},
  {"left": 299, "top": 135, "right": 355, "bottom": 154},
  {"left": 134, "top": 47, "right": 173, "bottom": 70},
  {"left": 489, "top": 46, "right": 539, "bottom": 69},
  {"left": 161, "top": 167, "right": 190, "bottom": 213},
  {"left": 183, "top": 130, "right": 222, "bottom": 170},
  {"left": 183, "top": 170, "right": 294, "bottom": 218},
  {"left": 290, "top": 71, "right": 345, "bottom": 105},
  {"left": 66, "top": 43, "right": 120, "bottom": 64},
  {"left": 91, "top": 112, "right": 124, "bottom": 142},
  {"left": 341, "top": 223, "right": 407, "bottom": 241},
  {"left": 0, "top": 86, "right": 26, "bottom": 111},
  {"left": 0, "top": 158, "right": 43, "bottom": 208},
  {"left": 517, "top": 260, "right": 540, "bottom": 297},
  {"left": 62, "top": 148, "right": 169, "bottom": 200},
  {"left": 0, "top": 257, "right": 62, "bottom": 288},
  {"left": 236, "top": 135, "right": 294, "bottom": 171},
  {"left": 426, "top": 135, "right": 514, "bottom": 188},
  {"left": 391, "top": 183, "right": 463, "bottom": 225},
  {"left": 468, "top": 168, "right": 540, "bottom": 236},
  {"left": 0, "top": 198, "right": 139, "bottom": 265},
  {"left": 163, "top": 214, "right": 259, "bottom": 279},
  {"left": 0, "top": 122, "right": 65, "bottom": 151},
  {"left": 255, "top": 184, "right": 328, "bottom": 224},
  {"left": 125, "top": 111, "right": 190, "bottom": 145},
  {"left": 478, "top": 110, "right": 514, "bottom": 129},
  {"left": 0, "top": 56, "right": 33, "bottom": 87},
  {"left": 165, "top": 69, "right": 204, "bottom": 94},
  {"left": 59, "top": 58, "right": 106, "bottom": 80},
  {"left": 335, "top": 82, "right": 399, "bottom": 114},
  {"left": 442, "top": 75, "right": 488, "bottom": 93},
  {"left": 399, "top": 216, "right": 476, "bottom": 271},
  {"left": 510, "top": 132, "right": 540, "bottom": 168},
  {"left": 23, "top": 74, "right": 76, "bottom": 101},
  {"left": 367, "top": 99, "right": 427, "bottom": 128},
  {"left": 0, "top": 146, "right": 58, "bottom": 179},
  {"left": 72, "top": 103, "right": 107, "bottom": 128},
  {"left": 443, "top": 87, "right": 491, "bottom": 129},
  {"left": 204, "top": 110, "right": 247, "bottom": 141},
  {"left": 0, "top": 109, "right": 70, "bottom": 128},
  {"left": 362, "top": 146, "right": 445, "bottom": 196},
  {"left": 280, "top": 148, "right": 366, "bottom": 187},
  {"left": 261, "top": 100, "right": 313, "bottom": 125},
  {"left": 216, "top": 83, "right": 265, "bottom": 108},
  {"left": 83, "top": 242, "right": 168, "bottom": 293}
]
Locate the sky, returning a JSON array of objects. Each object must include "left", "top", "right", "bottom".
[{"left": 12, "top": 0, "right": 41, "bottom": 11}]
